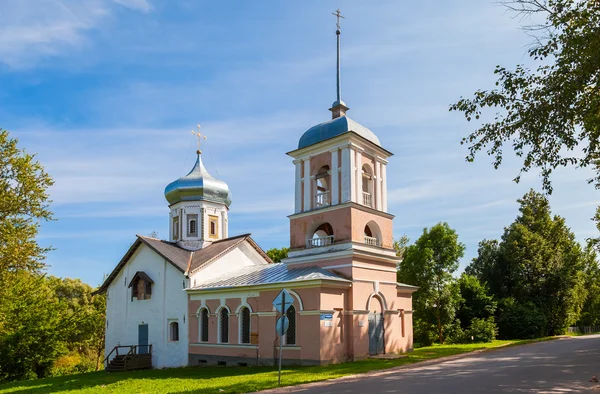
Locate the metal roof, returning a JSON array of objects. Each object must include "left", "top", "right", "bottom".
[
  {"left": 190, "top": 263, "right": 351, "bottom": 290},
  {"left": 297, "top": 116, "right": 381, "bottom": 150}
]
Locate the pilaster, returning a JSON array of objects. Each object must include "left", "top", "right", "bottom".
[
  {"left": 303, "top": 158, "right": 311, "bottom": 211},
  {"left": 330, "top": 149, "right": 339, "bottom": 205},
  {"left": 294, "top": 159, "right": 302, "bottom": 213}
]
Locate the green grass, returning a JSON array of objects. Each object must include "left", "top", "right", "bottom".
[{"left": 0, "top": 339, "right": 552, "bottom": 394}]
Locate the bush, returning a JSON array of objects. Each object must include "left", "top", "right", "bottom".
[
  {"left": 449, "top": 318, "right": 497, "bottom": 343},
  {"left": 497, "top": 299, "right": 547, "bottom": 339}
]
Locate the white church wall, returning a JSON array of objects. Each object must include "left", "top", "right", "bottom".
[
  {"left": 105, "top": 243, "right": 188, "bottom": 369},
  {"left": 188, "top": 241, "right": 268, "bottom": 286}
]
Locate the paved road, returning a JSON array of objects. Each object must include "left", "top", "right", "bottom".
[{"left": 273, "top": 335, "right": 600, "bottom": 393}]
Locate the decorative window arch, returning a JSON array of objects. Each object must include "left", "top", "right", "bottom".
[
  {"left": 366, "top": 292, "right": 388, "bottom": 313},
  {"left": 218, "top": 307, "right": 230, "bottom": 343},
  {"left": 285, "top": 305, "right": 296, "bottom": 345},
  {"left": 198, "top": 307, "right": 209, "bottom": 342},
  {"left": 169, "top": 321, "right": 179, "bottom": 342},
  {"left": 239, "top": 307, "right": 251, "bottom": 344}
]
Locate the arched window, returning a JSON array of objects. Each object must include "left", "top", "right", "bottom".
[
  {"left": 187, "top": 214, "right": 198, "bottom": 237},
  {"left": 315, "top": 165, "right": 330, "bottom": 207},
  {"left": 173, "top": 216, "right": 180, "bottom": 240},
  {"left": 170, "top": 321, "right": 179, "bottom": 342},
  {"left": 239, "top": 307, "right": 250, "bottom": 344},
  {"left": 199, "top": 308, "right": 209, "bottom": 342},
  {"left": 362, "top": 165, "right": 374, "bottom": 207},
  {"left": 219, "top": 308, "right": 229, "bottom": 343},
  {"left": 308, "top": 222, "right": 334, "bottom": 248},
  {"left": 285, "top": 305, "right": 296, "bottom": 345}
]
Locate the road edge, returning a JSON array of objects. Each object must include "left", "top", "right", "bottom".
[{"left": 256, "top": 336, "right": 568, "bottom": 393}]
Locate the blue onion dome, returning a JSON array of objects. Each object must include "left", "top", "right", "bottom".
[
  {"left": 164, "top": 153, "right": 232, "bottom": 207},
  {"left": 298, "top": 115, "right": 381, "bottom": 150}
]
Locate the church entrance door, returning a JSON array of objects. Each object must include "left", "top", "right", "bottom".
[
  {"left": 138, "top": 324, "right": 149, "bottom": 354},
  {"left": 368, "top": 312, "right": 384, "bottom": 355}
]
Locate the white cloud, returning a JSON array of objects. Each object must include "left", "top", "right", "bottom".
[{"left": 0, "top": 0, "right": 150, "bottom": 68}]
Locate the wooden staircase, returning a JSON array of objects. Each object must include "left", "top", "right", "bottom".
[{"left": 104, "top": 345, "right": 152, "bottom": 372}]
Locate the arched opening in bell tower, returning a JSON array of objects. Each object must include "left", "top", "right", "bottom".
[
  {"left": 364, "top": 221, "right": 381, "bottom": 247},
  {"left": 307, "top": 222, "right": 334, "bottom": 248},
  {"left": 362, "top": 164, "right": 374, "bottom": 207},
  {"left": 314, "top": 165, "right": 331, "bottom": 208}
]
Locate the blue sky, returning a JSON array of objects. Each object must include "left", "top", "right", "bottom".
[{"left": 2, "top": 0, "right": 598, "bottom": 287}]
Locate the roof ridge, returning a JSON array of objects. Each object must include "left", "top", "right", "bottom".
[{"left": 212, "top": 233, "right": 251, "bottom": 243}]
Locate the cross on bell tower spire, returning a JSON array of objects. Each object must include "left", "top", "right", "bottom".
[{"left": 330, "top": 9, "right": 349, "bottom": 119}]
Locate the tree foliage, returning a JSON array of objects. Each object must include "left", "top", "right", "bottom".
[
  {"left": 397, "top": 222, "right": 465, "bottom": 345},
  {"left": 0, "top": 129, "right": 105, "bottom": 382},
  {"left": 456, "top": 274, "right": 497, "bottom": 329},
  {"left": 467, "top": 189, "right": 588, "bottom": 337},
  {"left": 450, "top": 0, "right": 600, "bottom": 193},
  {"left": 0, "top": 129, "right": 53, "bottom": 277},
  {"left": 266, "top": 247, "right": 289, "bottom": 263}
]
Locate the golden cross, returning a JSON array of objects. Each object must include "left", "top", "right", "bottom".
[
  {"left": 332, "top": 8, "right": 344, "bottom": 30},
  {"left": 191, "top": 124, "right": 207, "bottom": 154}
]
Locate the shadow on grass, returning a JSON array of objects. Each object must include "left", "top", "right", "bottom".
[{"left": 0, "top": 342, "right": 526, "bottom": 394}]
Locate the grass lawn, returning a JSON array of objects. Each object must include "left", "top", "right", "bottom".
[{"left": 0, "top": 339, "right": 549, "bottom": 394}]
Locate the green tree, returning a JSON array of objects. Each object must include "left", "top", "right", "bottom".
[
  {"left": 0, "top": 273, "right": 68, "bottom": 382},
  {"left": 450, "top": 0, "right": 600, "bottom": 194},
  {"left": 577, "top": 245, "right": 600, "bottom": 327},
  {"left": 0, "top": 129, "right": 53, "bottom": 277},
  {"left": 397, "top": 222, "right": 465, "bottom": 344},
  {"left": 456, "top": 274, "right": 497, "bottom": 329},
  {"left": 466, "top": 190, "right": 588, "bottom": 336},
  {"left": 266, "top": 247, "right": 289, "bottom": 263}
]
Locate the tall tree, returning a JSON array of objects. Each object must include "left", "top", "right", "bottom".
[
  {"left": 0, "top": 129, "right": 53, "bottom": 277},
  {"left": 397, "top": 222, "right": 465, "bottom": 344},
  {"left": 577, "top": 245, "right": 600, "bottom": 327},
  {"left": 450, "top": 0, "right": 600, "bottom": 194},
  {"left": 466, "top": 190, "right": 587, "bottom": 336}
]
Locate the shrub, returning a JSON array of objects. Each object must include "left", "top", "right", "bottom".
[
  {"left": 449, "top": 318, "right": 497, "bottom": 343},
  {"left": 497, "top": 298, "right": 547, "bottom": 339}
]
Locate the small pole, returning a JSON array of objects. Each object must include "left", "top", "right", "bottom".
[{"left": 278, "top": 292, "right": 285, "bottom": 385}]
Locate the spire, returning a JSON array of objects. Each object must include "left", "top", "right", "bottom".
[{"left": 330, "top": 8, "right": 349, "bottom": 119}]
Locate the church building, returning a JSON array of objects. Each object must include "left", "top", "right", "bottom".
[{"left": 97, "top": 13, "right": 416, "bottom": 369}]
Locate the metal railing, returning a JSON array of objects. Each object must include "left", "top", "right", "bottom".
[
  {"left": 314, "top": 191, "right": 330, "bottom": 208},
  {"left": 307, "top": 235, "right": 334, "bottom": 248},
  {"left": 362, "top": 192, "right": 372, "bottom": 207},
  {"left": 103, "top": 344, "right": 153, "bottom": 367},
  {"left": 364, "top": 235, "right": 380, "bottom": 246}
]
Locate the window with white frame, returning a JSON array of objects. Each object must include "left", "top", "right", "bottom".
[
  {"left": 169, "top": 321, "right": 179, "bottom": 341},
  {"left": 285, "top": 305, "right": 296, "bottom": 345},
  {"left": 187, "top": 214, "right": 198, "bottom": 237},
  {"left": 239, "top": 307, "right": 250, "bottom": 344},
  {"left": 173, "top": 216, "right": 180, "bottom": 240},
  {"left": 219, "top": 308, "right": 229, "bottom": 343},
  {"left": 199, "top": 308, "right": 209, "bottom": 342}
]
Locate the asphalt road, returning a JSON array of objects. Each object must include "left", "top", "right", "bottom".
[{"left": 273, "top": 335, "right": 600, "bottom": 393}]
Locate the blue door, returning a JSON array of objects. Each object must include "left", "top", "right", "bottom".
[
  {"left": 138, "top": 324, "right": 149, "bottom": 354},
  {"left": 368, "top": 313, "right": 384, "bottom": 355}
]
